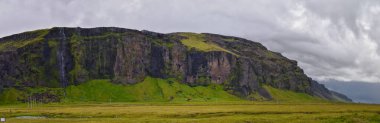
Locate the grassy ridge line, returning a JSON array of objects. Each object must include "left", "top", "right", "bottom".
[
  {"left": 263, "top": 85, "right": 328, "bottom": 103},
  {"left": 0, "top": 29, "right": 50, "bottom": 51},
  {"left": 179, "top": 33, "right": 239, "bottom": 56}
]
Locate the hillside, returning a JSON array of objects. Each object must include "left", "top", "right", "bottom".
[{"left": 0, "top": 27, "right": 351, "bottom": 103}]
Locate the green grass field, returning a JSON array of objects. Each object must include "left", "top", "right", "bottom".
[
  {"left": 1, "top": 102, "right": 380, "bottom": 123},
  {"left": 1, "top": 77, "right": 379, "bottom": 122}
]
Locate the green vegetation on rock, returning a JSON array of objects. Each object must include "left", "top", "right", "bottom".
[
  {"left": 0, "top": 29, "right": 49, "bottom": 51},
  {"left": 150, "top": 38, "right": 174, "bottom": 48},
  {"left": 0, "top": 77, "right": 241, "bottom": 104},
  {"left": 0, "top": 88, "right": 23, "bottom": 104},
  {"left": 0, "top": 87, "right": 64, "bottom": 104},
  {"left": 1, "top": 78, "right": 331, "bottom": 104},
  {"left": 263, "top": 85, "right": 326, "bottom": 103},
  {"left": 64, "top": 77, "right": 241, "bottom": 102},
  {"left": 179, "top": 33, "right": 238, "bottom": 56}
]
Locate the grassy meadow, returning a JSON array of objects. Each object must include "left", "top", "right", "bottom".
[
  {"left": 0, "top": 102, "right": 380, "bottom": 123},
  {"left": 1, "top": 77, "right": 380, "bottom": 122}
]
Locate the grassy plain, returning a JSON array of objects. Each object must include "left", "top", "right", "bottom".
[
  {"left": 1, "top": 77, "right": 378, "bottom": 122},
  {"left": 1, "top": 102, "right": 380, "bottom": 123}
]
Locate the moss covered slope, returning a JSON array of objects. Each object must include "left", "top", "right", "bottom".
[
  {"left": 1, "top": 77, "right": 335, "bottom": 104},
  {"left": 0, "top": 77, "right": 242, "bottom": 104},
  {"left": 64, "top": 77, "right": 241, "bottom": 102}
]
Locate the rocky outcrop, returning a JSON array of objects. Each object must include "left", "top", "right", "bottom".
[{"left": 0, "top": 27, "right": 351, "bottom": 102}]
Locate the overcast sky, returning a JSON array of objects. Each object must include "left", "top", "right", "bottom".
[{"left": 1, "top": 0, "right": 380, "bottom": 83}]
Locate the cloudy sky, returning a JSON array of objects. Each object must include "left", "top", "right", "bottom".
[{"left": 1, "top": 0, "right": 380, "bottom": 83}]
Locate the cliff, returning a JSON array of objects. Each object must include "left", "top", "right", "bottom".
[{"left": 0, "top": 27, "right": 351, "bottom": 102}]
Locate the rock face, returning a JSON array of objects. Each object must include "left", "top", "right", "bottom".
[{"left": 0, "top": 27, "right": 351, "bottom": 102}]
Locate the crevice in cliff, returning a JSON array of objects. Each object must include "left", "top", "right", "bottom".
[{"left": 57, "top": 28, "right": 70, "bottom": 95}]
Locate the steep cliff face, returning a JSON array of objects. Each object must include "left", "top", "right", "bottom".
[{"left": 0, "top": 27, "right": 351, "bottom": 102}]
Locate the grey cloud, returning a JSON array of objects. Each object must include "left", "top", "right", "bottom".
[{"left": 0, "top": 0, "right": 380, "bottom": 83}]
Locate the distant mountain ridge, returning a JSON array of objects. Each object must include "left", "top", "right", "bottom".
[
  {"left": 0, "top": 27, "right": 351, "bottom": 103},
  {"left": 321, "top": 80, "right": 380, "bottom": 104}
]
